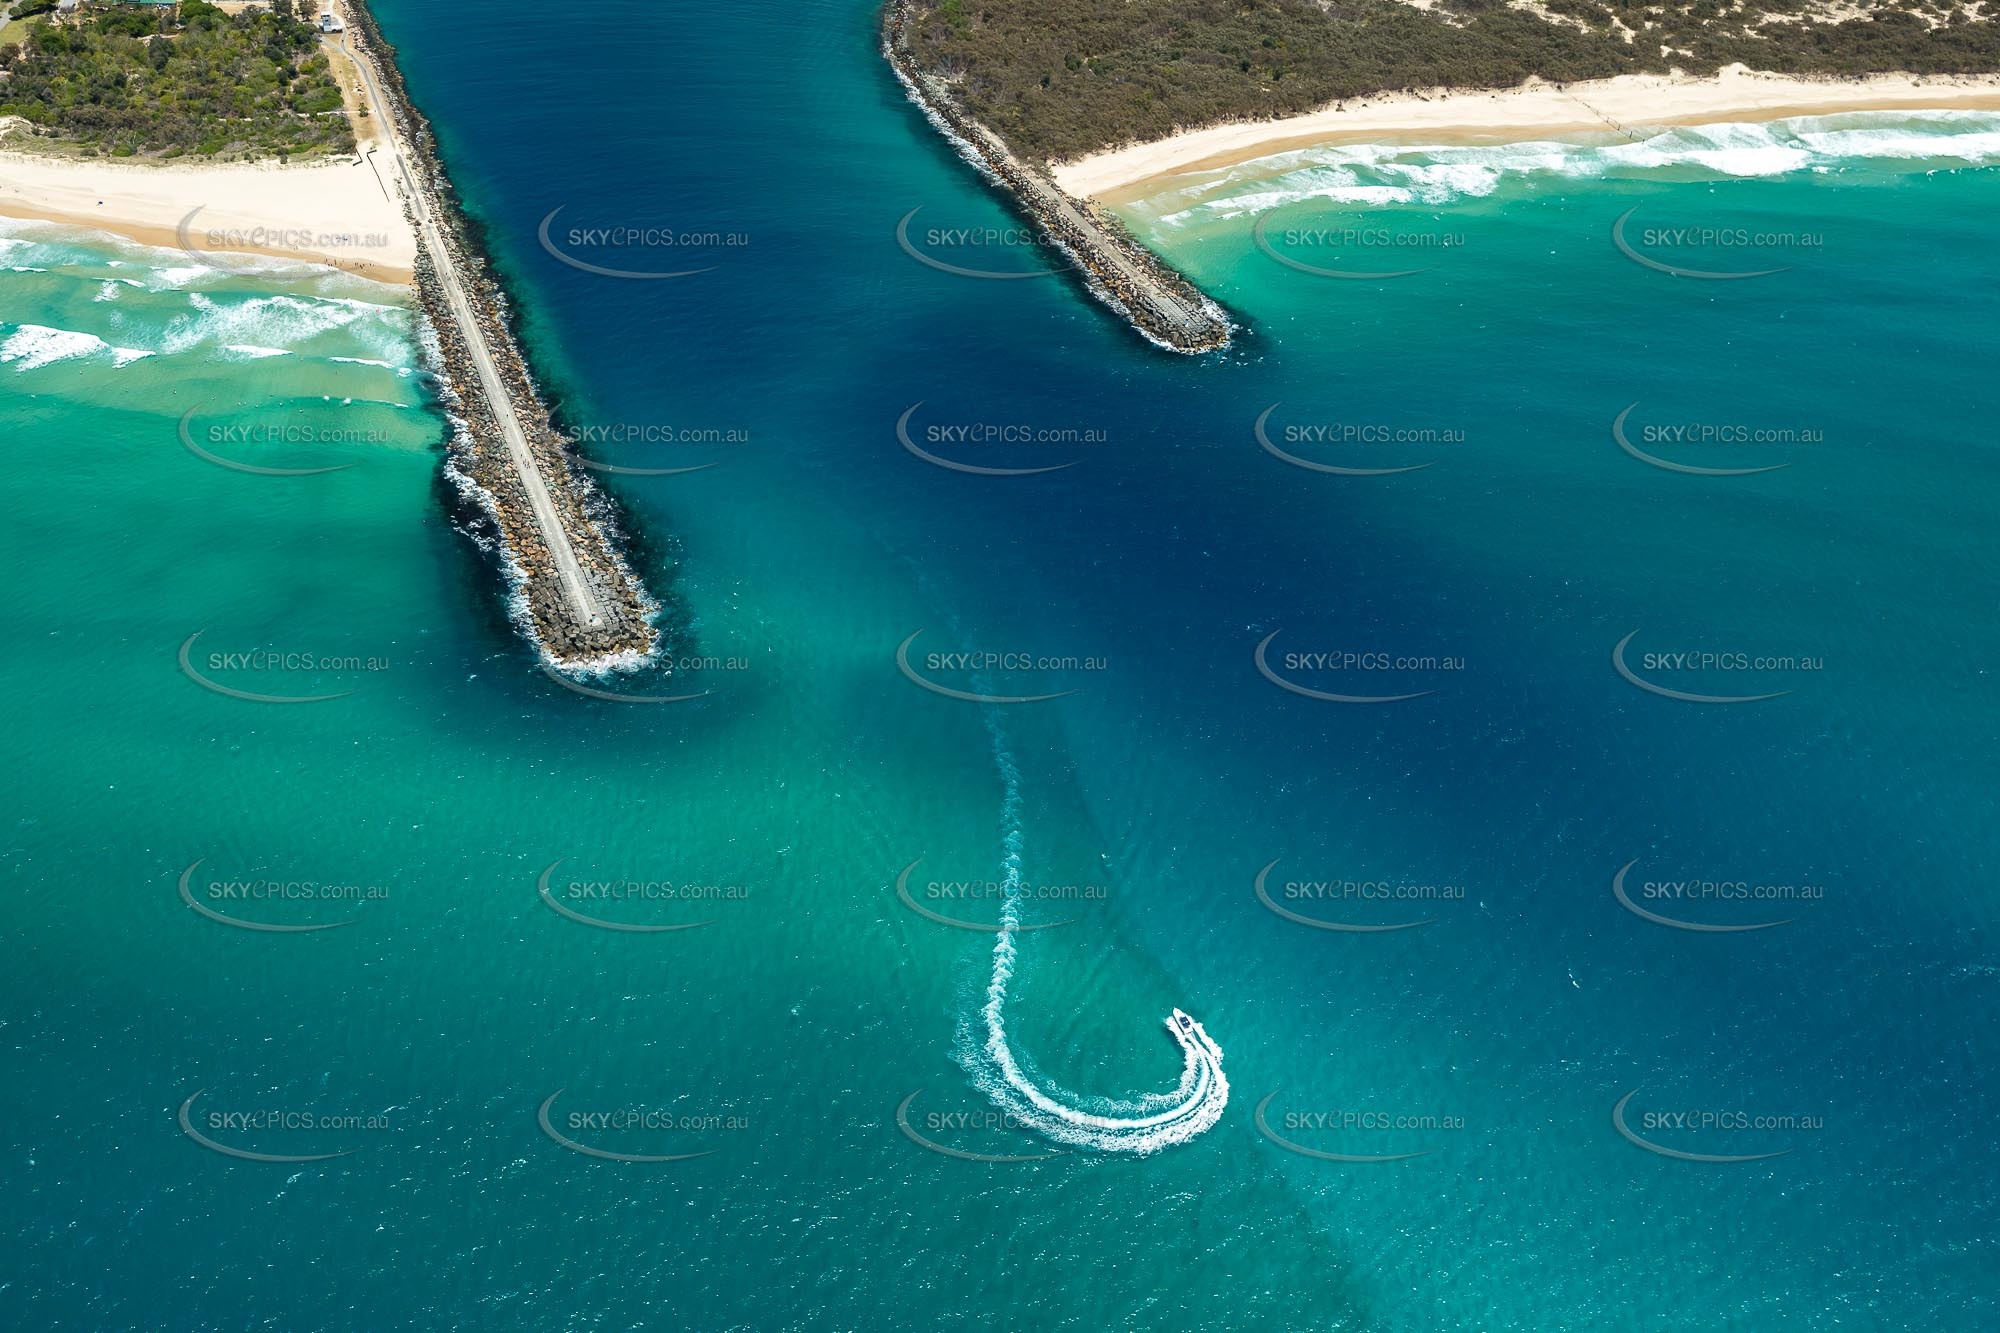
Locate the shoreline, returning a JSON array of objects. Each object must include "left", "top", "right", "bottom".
[
  {"left": 1050, "top": 66, "right": 2000, "bottom": 200},
  {"left": 0, "top": 3, "right": 660, "bottom": 667},
  {"left": 0, "top": 149, "right": 417, "bottom": 283},
  {"left": 882, "top": 0, "right": 1232, "bottom": 353},
  {"left": 335, "top": 0, "right": 659, "bottom": 666}
]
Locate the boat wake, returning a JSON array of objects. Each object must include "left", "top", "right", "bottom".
[{"left": 957, "top": 721, "right": 1227, "bottom": 1154}]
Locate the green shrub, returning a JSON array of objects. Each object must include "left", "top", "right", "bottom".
[
  {"left": 901, "top": 0, "right": 2000, "bottom": 160},
  {"left": 0, "top": 0, "right": 355, "bottom": 157}
]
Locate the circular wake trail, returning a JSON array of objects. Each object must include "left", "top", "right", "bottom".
[{"left": 963, "top": 717, "right": 1228, "bottom": 1154}]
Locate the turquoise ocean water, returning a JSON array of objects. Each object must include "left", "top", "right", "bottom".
[{"left": 4, "top": 1, "right": 1998, "bottom": 1327}]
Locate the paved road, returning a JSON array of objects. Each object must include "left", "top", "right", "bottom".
[{"left": 329, "top": 31, "right": 605, "bottom": 629}]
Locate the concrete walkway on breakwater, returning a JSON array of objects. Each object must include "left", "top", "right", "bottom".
[
  {"left": 329, "top": 27, "right": 605, "bottom": 633},
  {"left": 883, "top": 0, "right": 1231, "bottom": 354}
]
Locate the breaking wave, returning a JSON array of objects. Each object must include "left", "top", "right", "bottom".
[
  {"left": 0, "top": 323, "right": 152, "bottom": 371},
  {"left": 160, "top": 291, "right": 404, "bottom": 358},
  {"left": 958, "top": 714, "right": 1227, "bottom": 1154},
  {"left": 1150, "top": 110, "right": 2000, "bottom": 221}
]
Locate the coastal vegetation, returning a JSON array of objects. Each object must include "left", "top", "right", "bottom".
[
  {"left": 899, "top": 0, "right": 2000, "bottom": 159},
  {"left": 0, "top": 0, "right": 352, "bottom": 159}
]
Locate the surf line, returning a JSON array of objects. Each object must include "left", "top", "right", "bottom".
[{"left": 961, "top": 712, "right": 1228, "bottom": 1154}]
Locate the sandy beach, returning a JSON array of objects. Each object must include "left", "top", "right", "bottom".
[
  {"left": 1051, "top": 66, "right": 2000, "bottom": 199},
  {"left": 0, "top": 148, "right": 417, "bottom": 282}
]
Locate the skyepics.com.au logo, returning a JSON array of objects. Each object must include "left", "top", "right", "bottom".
[
  {"left": 896, "top": 630, "right": 1106, "bottom": 704},
  {"left": 895, "top": 402, "right": 1104, "bottom": 477},
  {"left": 1612, "top": 630, "right": 1821, "bottom": 704},
  {"left": 561, "top": 422, "right": 750, "bottom": 477},
  {"left": 177, "top": 406, "right": 384, "bottom": 477},
  {"left": 178, "top": 1089, "right": 390, "bottom": 1163},
  {"left": 895, "top": 207, "right": 1069, "bottom": 280},
  {"left": 537, "top": 859, "right": 747, "bottom": 933},
  {"left": 178, "top": 858, "right": 386, "bottom": 933},
  {"left": 1254, "top": 630, "right": 1462, "bottom": 704},
  {"left": 178, "top": 632, "right": 387, "bottom": 704},
  {"left": 1611, "top": 404, "right": 1822, "bottom": 477},
  {"left": 541, "top": 649, "right": 749, "bottom": 704},
  {"left": 1611, "top": 206, "right": 1819, "bottom": 280},
  {"left": 1612, "top": 1090, "right": 1820, "bottom": 1163},
  {"left": 1253, "top": 404, "right": 1462, "bottom": 477},
  {"left": 1251, "top": 208, "right": 1464, "bottom": 280},
  {"left": 893, "top": 856, "right": 1103, "bottom": 932},
  {"left": 536, "top": 206, "right": 746, "bottom": 280},
  {"left": 1254, "top": 860, "right": 1460, "bottom": 933},
  {"left": 895, "top": 1089, "right": 1064, "bottom": 1162},
  {"left": 175, "top": 206, "right": 392, "bottom": 276},
  {"left": 1254, "top": 1090, "right": 1461, "bottom": 1162},
  {"left": 537, "top": 1089, "right": 741, "bottom": 1162},
  {"left": 1612, "top": 859, "right": 1822, "bottom": 933}
]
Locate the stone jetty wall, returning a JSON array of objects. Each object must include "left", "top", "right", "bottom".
[
  {"left": 882, "top": 0, "right": 1232, "bottom": 354},
  {"left": 344, "top": 1, "right": 658, "bottom": 666}
]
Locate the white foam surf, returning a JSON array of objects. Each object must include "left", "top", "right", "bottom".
[
  {"left": 0, "top": 323, "right": 151, "bottom": 371},
  {"left": 159, "top": 291, "right": 402, "bottom": 357},
  {"left": 1149, "top": 110, "right": 2000, "bottom": 221},
  {"left": 960, "top": 717, "right": 1227, "bottom": 1154}
]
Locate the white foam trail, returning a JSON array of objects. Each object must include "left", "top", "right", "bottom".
[{"left": 962, "top": 715, "right": 1227, "bottom": 1154}]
